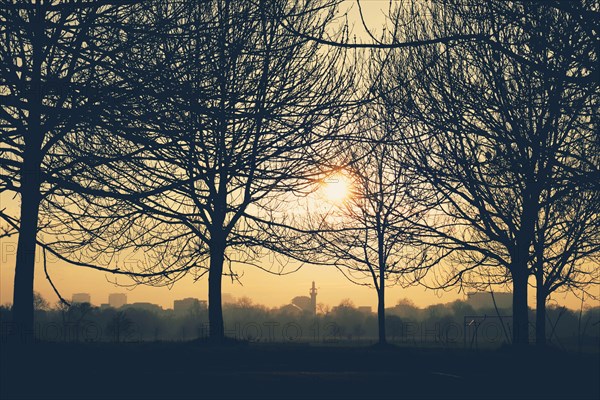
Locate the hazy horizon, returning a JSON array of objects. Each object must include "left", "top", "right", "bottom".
[{"left": 1, "top": 237, "right": 596, "bottom": 311}]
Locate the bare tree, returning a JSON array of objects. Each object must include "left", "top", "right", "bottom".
[
  {"left": 376, "top": 2, "right": 598, "bottom": 346},
  {"left": 282, "top": 0, "right": 484, "bottom": 49},
  {"left": 48, "top": 0, "right": 355, "bottom": 342},
  {"left": 465, "top": 1, "right": 600, "bottom": 346},
  {"left": 0, "top": 0, "right": 153, "bottom": 337},
  {"left": 107, "top": 311, "right": 133, "bottom": 343},
  {"left": 290, "top": 0, "right": 597, "bottom": 90},
  {"left": 532, "top": 183, "right": 600, "bottom": 345},
  {"left": 462, "top": 1, "right": 598, "bottom": 87},
  {"left": 32, "top": 291, "right": 49, "bottom": 311},
  {"left": 292, "top": 99, "right": 431, "bottom": 345}
]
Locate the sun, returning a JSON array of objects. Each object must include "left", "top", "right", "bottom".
[{"left": 323, "top": 174, "right": 350, "bottom": 202}]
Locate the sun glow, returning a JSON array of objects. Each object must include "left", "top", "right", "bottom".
[{"left": 323, "top": 174, "right": 350, "bottom": 202}]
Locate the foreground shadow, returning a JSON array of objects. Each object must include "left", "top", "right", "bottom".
[{"left": 1, "top": 341, "right": 598, "bottom": 399}]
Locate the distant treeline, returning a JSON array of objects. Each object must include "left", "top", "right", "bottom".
[{"left": 1, "top": 296, "right": 598, "bottom": 351}]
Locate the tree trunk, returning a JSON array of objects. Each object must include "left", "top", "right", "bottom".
[
  {"left": 377, "top": 275, "right": 386, "bottom": 345},
  {"left": 12, "top": 1, "right": 44, "bottom": 342},
  {"left": 12, "top": 164, "right": 42, "bottom": 341},
  {"left": 535, "top": 276, "right": 547, "bottom": 347},
  {"left": 511, "top": 192, "right": 537, "bottom": 347},
  {"left": 511, "top": 269, "right": 529, "bottom": 346},
  {"left": 208, "top": 241, "right": 225, "bottom": 342}
]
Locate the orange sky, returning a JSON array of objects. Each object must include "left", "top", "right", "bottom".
[
  {"left": 1, "top": 225, "right": 597, "bottom": 311},
  {"left": 1, "top": 1, "right": 598, "bottom": 312}
]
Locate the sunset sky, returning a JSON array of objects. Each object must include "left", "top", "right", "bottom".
[
  {"left": 1, "top": 188, "right": 595, "bottom": 311},
  {"left": 1, "top": 1, "right": 597, "bottom": 313}
]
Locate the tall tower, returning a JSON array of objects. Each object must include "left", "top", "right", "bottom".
[{"left": 309, "top": 281, "right": 317, "bottom": 316}]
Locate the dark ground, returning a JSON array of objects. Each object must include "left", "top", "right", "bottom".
[{"left": 1, "top": 341, "right": 598, "bottom": 399}]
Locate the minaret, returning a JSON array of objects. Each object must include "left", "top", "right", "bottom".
[{"left": 309, "top": 281, "right": 317, "bottom": 316}]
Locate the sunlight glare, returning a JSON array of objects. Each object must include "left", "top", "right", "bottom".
[{"left": 323, "top": 174, "right": 349, "bottom": 202}]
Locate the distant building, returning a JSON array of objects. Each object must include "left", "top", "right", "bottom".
[
  {"left": 72, "top": 293, "right": 91, "bottom": 304},
  {"left": 174, "top": 298, "right": 207, "bottom": 314},
  {"left": 357, "top": 306, "right": 372, "bottom": 314},
  {"left": 309, "top": 281, "right": 317, "bottom": 316},
  {"left": 123, "top": 302, "right": 163, "bottom": 313},
  {"left": 291, "top": 296, "right": 312, "bottom": 312},
  {"left": 100, "top": 303, "right": 111, "bottom": 310},
  {"left": 466, "top": 292, "right": 512, "bottom": 310},
  {"left": 109, "top": 293, "right": 127, "bottom": 308},
  {"left": 279, "top": 303, "right": 304, "bottom": 315},
  {"left": 286, "top": 282, "right": 318, "bottom": 316}
]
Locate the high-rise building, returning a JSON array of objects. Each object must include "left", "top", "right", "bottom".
[
  {"left": 108, "top": 293, "right": 127, "bottom": 308},
  {"left": 72, "top": 293, "right": 91, "bottom": 304}
]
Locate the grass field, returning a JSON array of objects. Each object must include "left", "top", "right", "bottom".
[{"left": 1, "top": 341, "right": 598, "bottom": 399}]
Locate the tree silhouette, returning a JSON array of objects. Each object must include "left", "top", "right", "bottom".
[
  {"left": 375, "top": 2, "right": 598, "bottom": 346},
  {"left": 106, "top": 311, "right": 133, "bottom": 343},
  {"left": 532, "top": 184, "right": 599, "bottom": 345},
  {"left": 48, "top": 0, "right": 354, "bottom": 342},
  {"left": 298, "top": 107, "right": 431, "bottom": 345},
  {"left": 0, "top": 0, "right": 150, "bottom": 338},
  {"left": 291, "top": 1, "right": 596, "bottom": 89},
  {"left": 467, "top": 1, "right": 598, "bottom": 87},
  {"left": 32, "top": 291, "right": 49, "bottom": 311}
]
